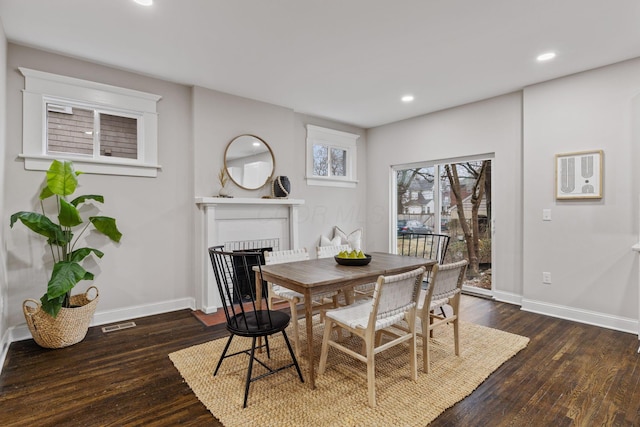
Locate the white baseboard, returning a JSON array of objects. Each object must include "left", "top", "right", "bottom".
[
  {"left": 9, "top": 297, "right": 196, "bottom": 343},
  {"left": 492, "top": 290, "right": 523, "bottom": 306},
  {"left": 0, "top": 328, "right": 10, "bottom": 376},
  {"left": 521, "top": 298, "right": 638, "bottom": 335},
  {"left": 462, "top": 285, "right": 493, "bottom": 298}
]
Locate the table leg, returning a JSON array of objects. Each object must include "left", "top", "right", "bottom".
[
  {"left": 255, "top": 270, "right": 263, "bottom": 353},
  {"left": 304, "top": 289, "right": 316, "bottom": 389},
  {"left": 255, "top": 270, "right": 263, "bottom": 309}
]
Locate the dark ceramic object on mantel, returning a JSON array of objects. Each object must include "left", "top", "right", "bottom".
[{"left": 272, "top": 176, "right": 291, "bottom": 198}]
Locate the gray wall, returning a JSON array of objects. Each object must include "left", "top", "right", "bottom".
[
  {"left": 3, "top": 39, "right": 639, "bottom": 352},
  {"left": 368, "top": 59, "right": 640, "bottom": 333},
  {"left": 294, "top": 113, "right": 367, "bottom": 252},
  {"left": 522, "top": 58, "right": 640, "bottom": 330},
  {"left": 2, "top": 46, "right": 367, "bottom": 340},
  {"left": 4, "top": 44, "right": 195, "bottom": 330},
  {"left": 366, "top": 93, "right": 524, "bottom": 301},
  {"left": 191, "top": 86, "right": 367, "bottom": 257}
]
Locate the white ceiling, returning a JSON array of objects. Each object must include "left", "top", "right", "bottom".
[{"left": 1, "top": 0, "right": 639, "bottom": 129}]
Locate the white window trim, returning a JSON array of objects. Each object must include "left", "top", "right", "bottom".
[
  {"left": 19, "top": 67, "right": 162, "bottom": 177},
  {"left": 305, "top": 124, "right": 359, "bottom": 188}
]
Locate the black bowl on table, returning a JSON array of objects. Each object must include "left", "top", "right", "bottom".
[{"left": 334, "top": 254, "right": 372, "bottom": 266}]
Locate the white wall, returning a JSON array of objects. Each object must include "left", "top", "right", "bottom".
[
  {"left": 1, "top": 47, "right": 368, "bottom": 339},
  {"left": 366, "top": 93, "right": 523, "bottom": 301},
  {"left": 522, "top": 58, "right": 640, "bottom": 332},
  {"left": 4, "top": 44, "right": 195, "bottom": 336},
  {"left": 190, "top": 88, "right": 367, "bottom": 309},
  {"left": 0, "top": 21, "right": 9, "bottom": 366},
  {"left": 191, "top": 90, "right": 367, "bottom": 249},
  {"left": 294, "top": 113, "right": 367, "bottom": 253}
]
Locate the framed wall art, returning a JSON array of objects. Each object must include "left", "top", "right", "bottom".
[{"left": 555, "top": 150, "right": 603, "bottom": 200}]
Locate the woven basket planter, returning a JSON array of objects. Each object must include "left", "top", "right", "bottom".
[{"left": 22, "top": 286, "right": 99, "bottom": 349}]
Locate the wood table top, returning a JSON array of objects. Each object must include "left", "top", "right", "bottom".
[{"left": 258, "top": 251, "right": 435, "bottom": 289}]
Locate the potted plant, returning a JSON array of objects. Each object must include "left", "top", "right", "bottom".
[{"left": 10, "top": 160, "right": 122, "bottom": 348}]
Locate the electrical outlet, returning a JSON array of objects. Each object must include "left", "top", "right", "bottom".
[
  {"left": 542, "top": 272, "right": 552, "bottom": 284},
  {"left": 542, "top": 209, "right": 551, "bottom": 221}
]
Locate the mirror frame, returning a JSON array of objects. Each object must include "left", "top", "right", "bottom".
[{"left": 223, "top": 134, "right": 275, "bottom": 190}]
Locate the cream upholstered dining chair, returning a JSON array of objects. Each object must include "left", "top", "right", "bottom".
[
  {"left": 318, "top": 266, "right": 425, "bottom": 408},
  {"left": 264, "top": 248, "right": 340, "bottom": 358},
  {"left": 417, "top": 260, "right": 468, "bottom": 373}
]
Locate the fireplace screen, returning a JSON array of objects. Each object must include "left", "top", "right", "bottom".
[{"left": 230, "top": 247, "right": 272, "bottom": 304}]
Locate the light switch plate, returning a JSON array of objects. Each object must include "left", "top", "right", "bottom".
[{"left": 542, "top": 209, "right": 551, "bottom": 221}]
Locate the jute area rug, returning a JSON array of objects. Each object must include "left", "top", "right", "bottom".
[{"left": 169, "top": 317, "right": 529, "bottom": 426}]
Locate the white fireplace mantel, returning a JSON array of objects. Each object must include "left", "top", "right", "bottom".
[
  {"left": 195, "top": 197, "right": 305, "bottom": 207},
  {"left": 195, "top": 197, "right": 305, "bottom": 313}
]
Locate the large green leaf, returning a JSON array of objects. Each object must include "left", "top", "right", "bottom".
[
  {"left": 69, "top": 247, "right": 104, "bottom": 263},
  {"left": 39, "top": 185, "right": 54, "bottom": 200},
  {"left": 47, "top": 261, "right": 94, "bottom": 300},
  {"left": 46, "top": 160, "right": 78, "bottom": 197},
  {"left": 90, "top": 216, "right": 122, "bottom": 243},
  {"left": 70, "top": 194, "right": 104, "bottom": 207},
  {"left": 58, "top": 198, "right": 82, "bottom": 227},
  {"left": 9, "top": 211, "right": 67, "bottom": 246},
  {"left": 41, "top": 293, "right": 65, "bottom": 318}
]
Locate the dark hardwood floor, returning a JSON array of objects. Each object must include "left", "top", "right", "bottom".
[{"left": 1, "top": 295, "right": 639, "bottom": 426}]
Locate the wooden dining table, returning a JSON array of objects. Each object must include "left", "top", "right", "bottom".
[{"left": 255, "top": 251, "right": 436, "bottom": 389}]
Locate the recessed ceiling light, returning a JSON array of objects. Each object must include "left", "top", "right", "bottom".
[
  {"left": 536, "top": 52, "right": 556, "bottom": 62},
  {"left": 134, "top": 0, "right": 153, "bottom": 6},
  {"left": 401, "top": 95, "right": 414, "bottom": 103}
]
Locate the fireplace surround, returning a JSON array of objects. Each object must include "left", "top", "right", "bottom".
[{"left": 195, "top": 197, "right": 304, "bottom": 313}]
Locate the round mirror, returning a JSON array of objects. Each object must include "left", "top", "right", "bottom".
[{"left": 224, "top": 134, "right": 275, "bottom": 190}]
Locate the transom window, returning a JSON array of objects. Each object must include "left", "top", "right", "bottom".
[
  {"left": 306, "top": 124, "right": 359, "bottom": 188},
  {"left": 20, "top": 67, "right": 162, "bottom": 177}
]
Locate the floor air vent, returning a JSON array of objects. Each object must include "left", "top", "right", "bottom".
[{"left": 102, "top": 321, "right": 137, "bottom": 333}]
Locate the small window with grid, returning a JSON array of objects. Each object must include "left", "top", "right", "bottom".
[{"left": 306, "top": 124, "right": 359, "bottom": 188}]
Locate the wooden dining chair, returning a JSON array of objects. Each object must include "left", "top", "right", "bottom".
[
  {"left": 417, "top": 260, "right": 468, "bottom": 373},
  {"left": 208, "top": 246, "right": 304, "bottom": 408},
  {"left": 318, "top": 266, "right": 425, "bottom": 408},
  {"left": 264, "top": 248, "right": 340, "bottom": 357}
]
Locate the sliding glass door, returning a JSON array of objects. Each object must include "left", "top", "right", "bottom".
[{"left": 394, "top": 157, "right": 493, "bottom": 293}]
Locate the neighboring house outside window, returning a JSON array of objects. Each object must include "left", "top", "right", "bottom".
[{"left": 20, "top": 68, "right": 162, "bottom": 177}]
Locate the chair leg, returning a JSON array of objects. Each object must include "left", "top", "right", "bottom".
[
  {"left": 453, "top": 316, "right": 460, "bottom": 356},
  {"left": 243, "top": 337, "right": 258, "bottom": 408},
  {"left": 365, "top": 335, "right": 376, "bottom": 408},
  {"left": 408, "top": 316, "right": 418, "bottom": 381},
  {"left": 213, "top": 334, "right": 235, "bottom": 376},
  {"left": 318, "top": 319, "right": 335, "bottom": 375},
  {"left": 281, "top": 330, "right": 304, "bottom": 382},
  {"left": 264, "top": 335, "right": 271, "bottom": 358},
  {"left": 422, "top": 316, "right": 430, "bottom": 373}
]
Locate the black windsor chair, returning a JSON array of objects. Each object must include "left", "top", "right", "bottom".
[{"left": 208, "top": 246, "right": 304, "bottom": 408}]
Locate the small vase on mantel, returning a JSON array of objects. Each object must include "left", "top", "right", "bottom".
[{"left": 218, "top": 186, "right": 230, "bottom": 197}]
